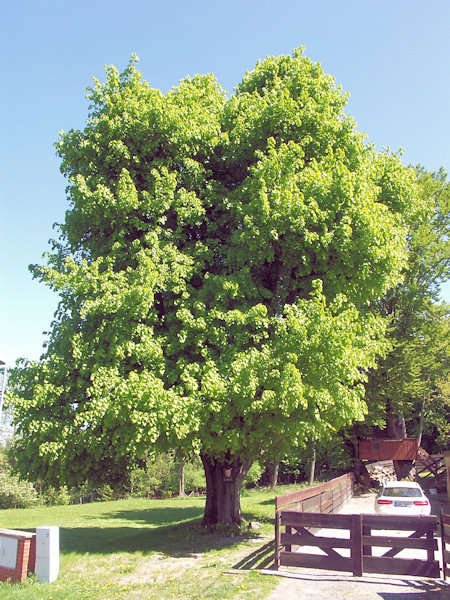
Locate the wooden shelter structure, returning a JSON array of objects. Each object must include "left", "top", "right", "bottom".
[
  {"left": 358, "top": 438, "right": 419, "bottom": 461},
  {"left": 358, "top": 438, "right": 448, "bottom": 494}
]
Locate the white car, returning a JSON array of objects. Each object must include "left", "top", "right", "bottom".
[{"left": 374, "top": 481, "right": 431, "bottom": 515}]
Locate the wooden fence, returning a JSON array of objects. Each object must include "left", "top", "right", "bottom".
[
  {"left": 274, "top": 473, "right": 354, "bottom": 574},
  {"left": 275, "top": 511, "right": 440, "bottom": 578},
  {"left": 275, "top": 473, "right": 354, "bottom": 514},
  {"left": 441, "top": 511, "right": 450, "bottom": 580}
]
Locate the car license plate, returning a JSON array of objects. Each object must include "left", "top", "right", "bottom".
[{"left": 394, "top": 501, "right": 410, "bottom": 507}]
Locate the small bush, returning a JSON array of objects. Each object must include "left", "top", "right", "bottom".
[
  {"left": 145, "top": 453, "right": 175, "bottom": 496},
  {"left": 128, "top": 454, "right": 206, "bottom": 498},
  {"left": 129, "top": 467, "right": 161, "bottom": 498},
  {"left": 183, "top": 459, "right": 206, "bottom": 494},
  {"left": 40, "top": 485, "right": 71, "bottom": 506},
  {"left": 0, "top": 470, "right": 37, "bottom": 508},
  {"left": 244, "top": 462, "right": 264, "bottom": 487},
  {"left": 96, "top": 484, "right": 118, "bottom": 502}
]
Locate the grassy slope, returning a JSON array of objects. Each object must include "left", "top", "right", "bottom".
[{"left": 0, "top": 486, "right": 305, "bottom": 600}]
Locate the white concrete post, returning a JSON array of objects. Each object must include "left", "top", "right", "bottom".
[{"left": 35, "top": 526, "right": 59, "bottom": 583}]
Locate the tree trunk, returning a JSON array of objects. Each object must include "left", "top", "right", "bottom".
[
  {"left": 417, "top": 394, "right": 426, "bottom": 448},
  {"left": 179, "top": 458, "right": 185, "bottom": 497},
  {"left": 399, "top": 411, "right": 407, "bottom": 438},
  {"left": 354, "top": 459, "right": 372, "bottom": 487},
  {"left": 386, "top": 400, "right": 401, "bottom": 439},
  {"left": 393, "top": 459, "right": 415, "bottom": 480},
  {"left": 270, "top": 460, "right": 279, "bottom": 491},
  {"left": 309, "top": 443, "right": 316, "bottom": 486},
  {"left": 350, "top": 436, "right": 371, "bottom": 487},
  {"left": 201, "top": 453, "right": 252, "bottom": 526},
  {"left": 386, "top": 400, "right": 414, "bottom": 479}
]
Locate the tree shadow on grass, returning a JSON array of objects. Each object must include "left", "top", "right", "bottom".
[
  {"left": 59, "top": 505, "right": 266, "bottom": 558},
  {"left": 258, "top": 498, "right": 276, "bottom": 507},
  {"left": 102, "top": 505, "right": 204, "bottom": 527},
  {"left": 231, "top": 540, "right": 275, "bottom": 570}
]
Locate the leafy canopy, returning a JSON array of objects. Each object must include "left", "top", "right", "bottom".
[
  {"left": 363, "top": 167, "right": 450, "bottom": 445},
  {"left": 8, "top": 50, "right": 418, "bottom": 486}
]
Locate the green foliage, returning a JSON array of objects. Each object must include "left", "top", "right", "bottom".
[
  {"left": 39, "top": 484, "right": 72, "bottom": 506},
  {"left": 7, "top": 50, "right": 418, "bottom": 516},
  {"left": 363, "top": 167, "right": 450, "bottom": 445},
  {"left": 0, "top": 444, "right": 10, "bottom": 469},
  {"left": 0, "top": 447, "right": 75, "bottom": 507},
  {"left": 128, "top": 467, "right": 159, "bottom": 498},
  {"left": 96, "top": 483, "right": 118, "bottom": 502},
  {"left": 142, "top": 453, "right": 177, "bottom": 497},
  {"left": 128, "top": 453, "right": 205, "bottom": 497},
  {"left": 0, "top": 470, "right": 37, "bottom": 509},
  {"left": 273, "top": 433, "right": 352, "bottom": 485},
  {"left": 411, "top": 379, "right": 450, "bottom": 450},
  {"left": 244, "top": 461, "right": 264, "bottom": 486},
  {"left": 183, "top": 458, "right": 206, "bottom": 493}
]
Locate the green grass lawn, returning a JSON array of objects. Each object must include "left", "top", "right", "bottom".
[{"left": 0, "top": 486, "right": 305, "bottom": 600}]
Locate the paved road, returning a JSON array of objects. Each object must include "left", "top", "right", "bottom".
[
  {"left": 266, "top": 569, "right": 450, "bottom": 600},
  {"left": 267, "top": 492, "right": 450, "bottom": 600}
]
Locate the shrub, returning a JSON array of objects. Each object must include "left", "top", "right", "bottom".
[
  {"left": 145, "top": 453, "right": 175, "bottom": 496},
  {"left": 129, "top": 467, "right": 161, "bottom": 498},
  {"left": 128, "top": 454, "right": 206, "bottom": 498},
  {"left": 127, "top": 454, "right": 173, "bottom": 498},
  {"left": 96, "top": 484, "right": 118, "bottom": 502},
  {"left": 183, "top": 459, "right": 206, "bottom": 494},
  {"left": 244, "top": 462, "right": 264, "bottom": 487},
  {"left": 40, "top": 485, "right": 71, "bottom": 506},
  {"left": 0, "top": 470, "right": 37, "bottom": 508}
]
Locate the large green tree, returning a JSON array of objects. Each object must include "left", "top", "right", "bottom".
[{"left": 8, "top": 50, "right": 418, "bottom": 524}]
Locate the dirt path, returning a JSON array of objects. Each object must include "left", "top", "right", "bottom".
[{"left": 266, "top": 492, "right": 450, "bottom": 600}]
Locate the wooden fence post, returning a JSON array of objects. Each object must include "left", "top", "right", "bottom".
[
  {"left": 351, "top": 514, "right": 363, "bottom": 577},
  {"left": 441, "top": 510, "right": 449, "bottom": 581},
  {"left": 426, "top": 528, "right": 434, "bottom": 563},
  {"left": 274, "top": 511, "right": 281, "bottom": 570}
]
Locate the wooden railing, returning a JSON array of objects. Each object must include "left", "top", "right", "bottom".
[
  {"left": 275, "top": 473, "right": 354, "bottom": 514},
  {"left": 416, "top": 449, "right": 444, "bottom": 475},
  {"left": 415, "top": 450, "right": 446, "bottom": 490}
]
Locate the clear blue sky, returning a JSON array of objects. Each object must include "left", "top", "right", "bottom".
[{"left": 1, "top": 0, "right": 449, "bottom": 366}]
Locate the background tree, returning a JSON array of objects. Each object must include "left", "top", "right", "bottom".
[
  {"left": 362, "top": 167, "right": 450, "bottom": 476},
  {"left": 7, "top": 50, "right": 418, "bottom": 525}
]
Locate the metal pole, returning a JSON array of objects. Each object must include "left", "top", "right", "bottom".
[{"left": 0, "top": 360, "right": 6, "bottom": 425}]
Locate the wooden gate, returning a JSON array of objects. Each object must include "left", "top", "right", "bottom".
[{"left": 274, "top": 511, "right": 440, "bottom": 578}]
